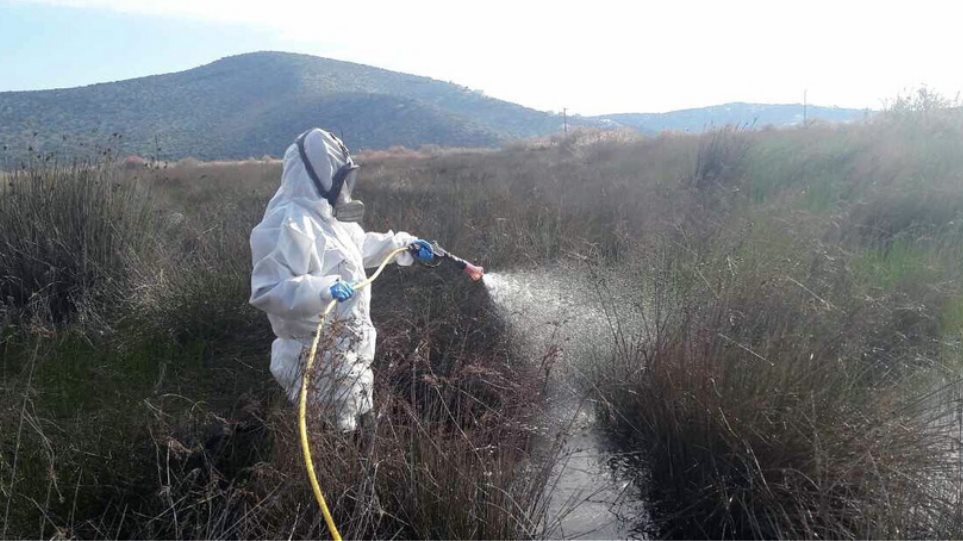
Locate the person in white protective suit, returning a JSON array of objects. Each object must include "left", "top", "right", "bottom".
[{"left": 249, "top": 128, "right": 435, "bottom": 433}]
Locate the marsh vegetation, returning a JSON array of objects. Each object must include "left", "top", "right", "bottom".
[{"left": 3, "top": 97, "right": 963, "bottom": 538}]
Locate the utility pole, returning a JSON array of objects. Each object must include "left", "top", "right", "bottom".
[
  {"left": 803, "top": 89, "right": 808, "bottom": 127},
  {"left": 563, "top": 108, "right": 568, "bottom": 135}
]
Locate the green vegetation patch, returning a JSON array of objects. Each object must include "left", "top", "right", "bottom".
[
  {"left": 744, "top": 129, "right": 862, "bottom": 210},
  {"left": 852, "top": 241, "right": 940, "bottom": 291}
]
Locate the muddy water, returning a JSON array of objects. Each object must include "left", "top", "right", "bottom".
[{"left": 483, "top": 267, "right": 653, "bottom": 539}]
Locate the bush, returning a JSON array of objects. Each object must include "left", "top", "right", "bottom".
[
  {"left": 594, "top": 230, "right": 963, "bottom": 538},
  {"left": 0, "top": 162, "right": 155, "bottom": 326}
]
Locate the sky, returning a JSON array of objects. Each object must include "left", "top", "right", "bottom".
[{"left": 1, "top": 0, "right": 961, "bottom": 115}]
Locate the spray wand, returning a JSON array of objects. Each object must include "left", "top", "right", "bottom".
[{"left": 411, "top": 240, "right": 485, "bottom": 282}]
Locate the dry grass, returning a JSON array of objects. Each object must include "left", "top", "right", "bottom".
[{"left": 594, "top": 232, "right": 963, "bottom": 538}]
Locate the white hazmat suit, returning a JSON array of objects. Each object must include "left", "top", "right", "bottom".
[{"left": 249, "top": 128, "right": 417, "bottom": 432}]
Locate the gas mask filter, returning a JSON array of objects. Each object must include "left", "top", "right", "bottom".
[{"left": 334, "top": 199, "right": 365, "bottom": 222}]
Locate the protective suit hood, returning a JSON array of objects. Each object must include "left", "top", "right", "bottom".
[{"left": 265, "top": 128, "right": 352, "bottom": 220}]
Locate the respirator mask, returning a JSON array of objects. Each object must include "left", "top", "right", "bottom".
[
  {"left": 296, "top": 130, "right": 365, "bottom": 223},
  {"left": 331, "top": 163, "right": 365, "bottom": 222}
]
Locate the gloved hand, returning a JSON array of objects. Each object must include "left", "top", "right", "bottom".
[
  {"left": 410, "top": 239, "right": 435, "bottom": 263},
  {"left": 329, "top": 280, "right": 354, "bottom": 302}
]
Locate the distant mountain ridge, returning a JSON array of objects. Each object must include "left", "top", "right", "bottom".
[
  {"left": 593, "top": 102, "right": 868, "bottom": 133},
  {"left": 0, "top": 52, "right": 869, "bottom": 163}
]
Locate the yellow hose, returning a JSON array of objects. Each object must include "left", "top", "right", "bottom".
[{"left": 298, "top": 246, "right": 410, "bottom": 541}]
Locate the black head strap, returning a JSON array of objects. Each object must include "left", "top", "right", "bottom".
[{"left": 295, "top": 130, "right": 333, "bottom": 205}]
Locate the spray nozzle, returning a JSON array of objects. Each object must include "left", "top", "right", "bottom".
[{"left": 463, "top": 262, "right": 485, "bottom": 282}]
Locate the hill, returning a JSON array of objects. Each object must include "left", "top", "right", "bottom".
[
  {"left": 0, "top": 51, "right": 572, "bottom": 161},
  {"left": 0, "top": 52, "right": 871, "bottom": 163},
  {"left": 594, "top": 102, "right": 868, "bottom": 133}
]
